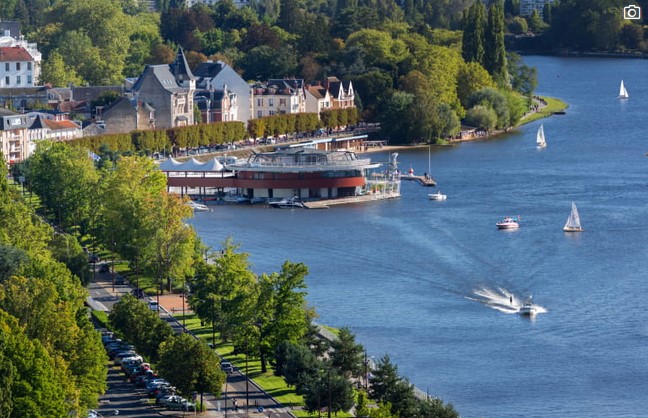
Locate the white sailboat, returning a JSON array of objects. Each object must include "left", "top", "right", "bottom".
[
  {"left": 563, "top": 202, "right": 583, "bottom": 232},
  {"left": 619, "top": 80, "right": 629, "bottom": 99},
  {"left": 536, "top": 124, "right": 546, "bottom": 148}
]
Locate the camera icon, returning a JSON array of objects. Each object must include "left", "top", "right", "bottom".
[{"left": 624, "top": 5, "right": 641, "bottom": 20}]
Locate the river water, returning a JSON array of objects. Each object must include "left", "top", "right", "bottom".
[{"left": 188, "top": 56, "right": 648, "bottom": 417}]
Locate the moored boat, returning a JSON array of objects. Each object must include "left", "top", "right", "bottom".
[
  {"left": 187, "top": 200, "right": 209, "bottom": 212},
  {"left": 428, "top": 190, "right": 447, "bottom": 201},
  {"left": 496, "top": 216, "right": 520, "bottom": 230},
  {"left": 268, "top": 197, "right": 307, "bottom": 209}
]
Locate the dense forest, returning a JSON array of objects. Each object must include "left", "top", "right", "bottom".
[{"left": 1, "top": 0, "right": 543, "bottom": 143}]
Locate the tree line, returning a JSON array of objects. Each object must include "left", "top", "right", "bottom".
[
  {"left": 0, "top": 0, "right": 538, "bottom": 144},
  {"left": 0, "top": 153, "right": 107, "bottom": 417}
]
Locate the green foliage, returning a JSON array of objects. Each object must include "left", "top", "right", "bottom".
[
  {"left": 526, "top": 9, "right": 547, "bottom": 34},
  {"left": 330, "top": 327, "right": 364, "bottom": 379},
  {"left": 461, "top": 1, "right": 486, "bottom": 64},
  {"left": 158, "top": 333, "right": 226, "bottom": 398},
  {"left": 465, "top": 104, "right": 497, "bottom": 130},
  {"left": 506, "top": 16, "right": 528, "bottom": 34},
  {"left": 40, "top": 51, "right": 84, "bottom": 87},
  {"left": 507, "top": 52, "right": 537, "bottom": 96},
  {"left": 0, "top": 310, "right": 72, "bottom": 418},
  {"left": 109, "top": 294, "right": 174, "bottom": 362},
  {"left": 48, "top": 234, "right": 91, "bottom": 285},
  {"left": 456, "top": 61, "right": 495, "bottom": 108},
  {"left": 26, "top": 141, "right": 100, "bottom": 233},
  {"left": 484, "top": 1, "right": 508, "bottom": 85},
  {"left": 369, "top": 355, "right": 417, "bottom": 417},
  {"left": 467, "top": 87, "right": 509, "bottom": 128}
]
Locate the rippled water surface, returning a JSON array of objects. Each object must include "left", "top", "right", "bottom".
[{"left": 189, "top": 56, "right": 648, "bottom": 417}]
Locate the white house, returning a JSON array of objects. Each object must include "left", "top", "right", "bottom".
[{"left": 0, "top": 45, "right": 39, "bottom": 88}]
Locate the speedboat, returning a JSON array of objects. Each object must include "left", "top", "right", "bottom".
[
  {"left": 268, "top": 197, "right": 307, "bottom": 209},
  {"left": 519, "top": 299, "right": 537, "bottom": 316},
  {"left": 428, "top": 191, "right": 447, "bottom": 201},
  {"left": 187, "top": 200, "right": 209, "bottom": 212},
  {"left": 496, "top": 216, "right": 520, "bottom": 229}
]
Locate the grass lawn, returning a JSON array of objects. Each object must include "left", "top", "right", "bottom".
[
  {"left": 180, "top": 313, "right": 352, "bottom": 418},
  {"left": 518, "top": 96, "right": 569, "bottom": 126}
]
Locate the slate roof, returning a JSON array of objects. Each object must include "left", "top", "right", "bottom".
[
  {"left": 307, "top": 85, "right": 328, "bottom": 99},
  {"left": 169, "top": 47, "right": 195, "bottom": 83},
  {"left": 193, "top": 61, "right": 225, "bottom": 79},
  {"left": 132, "top": 65, "right": 185, "bottom": 94},
  {"left": 0, "top": 21, "right": 21, "bottom": 38},
  {"left": 0, "top": 46, "right": 33, "bottom": 62}
]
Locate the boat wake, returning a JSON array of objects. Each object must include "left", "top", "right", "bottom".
[{"left": 468, "top": 286, "right": 548, "bottom": 315}]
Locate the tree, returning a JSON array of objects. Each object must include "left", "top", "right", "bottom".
[
  {"left": 157, "top": 333, "right": 225, "bottom": 406},
  {"left": 484, "top": 1, "right": 508, "bottom": 85},
  {"left": 27, "top": 141, "right": 99, "bottom": 233},
  {"left": 468, "top": 87, "right": 510, "bottom": 128},
  {"left": 526, "top": 9, "right": 546, "bottom": 33},
  {"left": 465, "top": 105, "right": 497, "bottom": 130},
  {"left": 330, "top": 327, "right": 364, "bottom": 379},
  {"left": 461, "top": 1, "right": 486, "bottom": 65},
  {"left": 0, "top": 244, "right": 28, "bottom": 281},
  {"left": 254, "top": 261, "right": 311, "bottom": 373},
  {"left": 0, "top": 310, "right": 72, "bottom": 418},
  {"left": 507, "top": 16, "right": 528, "bottom": 34},
  {"left": 144, "top": 192, "right": 195, "bottom": 293},
  {"left": 274, "top": 341, "right": 320, "bottom": 387},
  {"left": 507, "top": 52, "right": 537, "bottom": 96},
  {"left": 39, "top": 51, "right": 84, "bottom": 87},
  {"left": 456, "top": 61, "right": 495, "bottom": 108},
  {"left": 369, "top": 355, "right": 418, "bottom": 418}
]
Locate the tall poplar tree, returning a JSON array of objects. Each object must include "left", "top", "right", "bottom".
[
  {"left": 484, "top": 1, "right": 508, "bottom": 85},
  {"left": 461, "top": 1, "right": 486, "bottom": 65}
]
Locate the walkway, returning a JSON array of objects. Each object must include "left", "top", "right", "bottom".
[{"left": 89, "top": 269, "right": 296, "bottom": 418}]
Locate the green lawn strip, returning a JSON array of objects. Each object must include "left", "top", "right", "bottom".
[
  {"left": 180, "top": 315, "right": 353, "bottom": 418},
  {"left": 518, "top": 96, "right": 569, "bottom": 126}
]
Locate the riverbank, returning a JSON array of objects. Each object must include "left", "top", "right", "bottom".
[{"left": 360, "top": 95, "right": 569, "bottom": 155}]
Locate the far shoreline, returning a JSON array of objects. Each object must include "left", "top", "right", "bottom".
[{"left": 360, "top": 95, "right": 569, "bottom": 155}]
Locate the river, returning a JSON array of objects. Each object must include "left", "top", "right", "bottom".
[{"left": 188, "top": 56, "right": 648, "bottom": 417}]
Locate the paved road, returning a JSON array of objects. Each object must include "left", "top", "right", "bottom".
[{"left": 88, "top": 267, "right": 296, "bottom": 418}]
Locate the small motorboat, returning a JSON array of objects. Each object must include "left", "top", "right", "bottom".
[
  {"left": 428, "top": 190, "right": 447, "bottom": 201},
  {"left": 519, "top": 297, "right": 537, "bottom": 316},
  {"left": 268, "top": 197, "right": 307, "bottom": 209},
  {"left": 187, "top": 200, "right": 209, "bottom": 212},
  {"left": 496, "top": 216, "right": 520, "bottom": 230}
]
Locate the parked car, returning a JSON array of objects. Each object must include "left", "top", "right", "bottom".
[
  {"left": 114, "top": 274, "right": 125, "bottom": 285},
  {"left": 114, "top": 351, "right": 138, "bottom": 365},
  {"left": 131, "top": 288, "right": 145, "bottom": 299},
  {"left": 165, "top": 398, "right": 196, "bottom": 412},
  {"left": 98, "top": 263, "right": 110, "bottom": 273},
  {"left": 220, "top": 361, "right": 234, "bottom": 374},
  {"left": 148, "top": 300, "right": 159, "bottom": 311}
]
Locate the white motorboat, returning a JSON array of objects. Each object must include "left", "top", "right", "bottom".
[
  {"left": 268, "top": 197, "right": 307, "bottom": 209},
  {"left": 428, "top": 191, "right": 447, "bottom": 201},
  {"left": 496, "top": 216, "right": 520, "bottom": 230},
  {"left": 536, "top": 124, "right": 546, "bottom": 148},
  {"left": 563, "top": 201, "right": 583, "bottom": 232},
  {"left": 619, "top": 80, "right": 629, "bottom": 99},
  {"left": 187, "top": 200, "right": 209, "bottom": 212},
  {"left": 519, "top": 298, "right": 537, "bottom": 316}
]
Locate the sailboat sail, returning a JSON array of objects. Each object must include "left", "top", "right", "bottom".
[
  {"left": 619, "top": 80, "right": 629, "bottom": 99},
  {"left": 563, "top": 202, "right": 583, "bottom": 232},
  {"left": 536, "top": 124, "right": 546, "bottom": 148}
]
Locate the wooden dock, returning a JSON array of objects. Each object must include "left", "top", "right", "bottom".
[
  {"left": 399, "top": 175, "right": 436, "bottom": 187},
  {"left": 304, "top": 192, "right": 401, "bottom": 209}
]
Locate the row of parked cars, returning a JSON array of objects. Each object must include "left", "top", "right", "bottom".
[{"left": 101, "top": 330, "right": 196, "bottom": 412}]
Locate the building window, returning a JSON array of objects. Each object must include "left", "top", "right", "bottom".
[
  {"left": 16, "top": 76, "right": 20, "bottom": 85},
  {"left": 16, "top": 62, "right": 20, "bottom": 71},
  {"left": 257, "top": 110, "right": 263, "bottom": 118},
  {"left": 4, "top": 63, "right": 8, "bottom": 71},
  {"left": 27, "top": 75, "right": 31, "bottom": 84},
  {"left": 4, "top": 76, "right": 8, "bottom": 85},
  {"left": 280, "top": 98, "right": 286, "bottom": 106},
  {"left": 27, "top": 62, "right": 32, "bottom": 71},
  {"left": 269, "top": 98, "right": 274, "bottom": 107},
  {"left": 257, "top": 98, "right": 263, "bottom": 106},
  {"left": 269, "top": 110, "right": 275, "bottom": 116}
]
